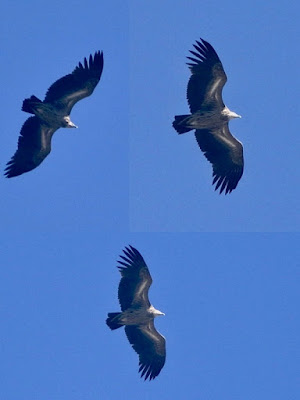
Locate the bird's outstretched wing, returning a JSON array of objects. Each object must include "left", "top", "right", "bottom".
[
  {"left": 44, "top": 51, "right": 103, "bottom": 115},
  {"left": 125, "top": 321, "right": 166, "bottom": 381},
  {"left": 117, "top": 246, "right": 152, "bottom": 311},
  {"left": 5, "top": 116, "right": 55, "bottom": 178},
  {"left": 195, "top": 125, "right": 244, "bottom": 194},
  {"left": 187, "top": 38, "right": 227, "bottom": 113}
]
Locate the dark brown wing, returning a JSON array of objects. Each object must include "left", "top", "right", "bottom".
[
  {"left": 44, "top": 51, "right": 103, "bottom": 115},
  {"left": 117, "top": 246, "right": 152, "bottom": 311},
  {"left": 5, "top": 116, "right": 55, "bottom": 178},
  {"left": 187, "top": 38, "right": 227, "bottom": 113},
  {"left": 125, "top": 321, "right": 166, "bottom": 381},
  {"left": 195, "top": 125, "right": 244, "bottom": 194}
]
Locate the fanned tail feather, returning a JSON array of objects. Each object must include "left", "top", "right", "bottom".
[
  {"left": 172, "top": 115, "right": 192, "bottom": 134},
  {"left": 106, "top": 312, "right": 123, "bottom": 330},
  {"left": 22, "top": 95, "right": 42, "bottom": 114}
]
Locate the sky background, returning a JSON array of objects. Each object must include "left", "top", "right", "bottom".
[
  {"left": 1, "top": 233, "right": 299, "bottom": 400},
  {"left": 1, "top": 1, "right": 299, "bottom": 400},
  {"left": 129, "top": 1, "right": 300, "bottom": 232}
]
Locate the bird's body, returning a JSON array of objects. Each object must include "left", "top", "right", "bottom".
[
  {"left": 22, "top": 96, "right": 77, "bottom": 128},
  {"left": 175, "top": 106, "right": 240, "bottom": 131},
  {"left": 107, "top": 304, "right": 163, "bottom": 327},
  {"left": 5, "top": 51, "right": 103, "bottom": 178},
  {"left": 106, "top": 246, "right": 166, "bottom": 381},
  {"left": 173, "top": 38, "right": 243, "bottom": 194}
]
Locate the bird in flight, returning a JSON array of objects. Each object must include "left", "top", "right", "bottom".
[
  {"left": 5, "top": 51, "right": 103, "bottom": 178},
  {"left": 173, "top": 38, "right": 243, "bottom": 194},
  {"left": 106, "top": 245, "right": 166, "bottom": 381}
]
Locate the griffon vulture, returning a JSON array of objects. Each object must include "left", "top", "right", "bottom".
[
  {"left": 106, "top": 245, "right": 166, "bottom": 381},
  {"left": 5, "top": 51, "right": 103, "bottom": 177},
  {"left": 173, "top": 38, "right": 243, "bottom": 194}
]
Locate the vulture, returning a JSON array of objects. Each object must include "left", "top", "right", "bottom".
[
  {"left": 173, "top": 38, "right": 244, "bottom": 194},
  {"left": 5, "top": 51, "right": 104, "bottom": 178},
  {"left": 106, "top": 245, "right": 166, "bottom": 381}
]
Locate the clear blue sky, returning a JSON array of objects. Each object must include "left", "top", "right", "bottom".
[
  {"left": 1, "top": 233, "right": 299, "bottom": 399},
  {"left": 129, "top": 2, "right": 300, "bottom": 231},
  {"left": 1, "top": 1, "right": 299, "bottom": 400}
]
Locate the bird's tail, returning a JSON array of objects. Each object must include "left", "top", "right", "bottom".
[
  {"left": 172, "top": 114, "right": 193, "bottom": 134},
  {"left": 106, "top": 312, "right": 123, "bottom": 330},
  {"left": 22, "top": 95, "right": 42, "bottom": 114}
]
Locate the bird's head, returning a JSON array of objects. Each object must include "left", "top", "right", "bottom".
[
  {"left": 63, "top": 116, "right": 78, "bottom": 128},
  {"left": 223, "top": 107, "right": 241, "bottom": 120},
  {"left": 149, "top": 305, "right": 165, "bottom": 317}
]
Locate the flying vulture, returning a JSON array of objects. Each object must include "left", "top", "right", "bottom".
[
  {"left": 173, "top": 38, "right": 244, "bottom": 194},
  {"left": 106, "top": 245, "right": 166, "bottom": 381},
  {"left": 5, "top": 51, "right": 104, "bottom": 178}
]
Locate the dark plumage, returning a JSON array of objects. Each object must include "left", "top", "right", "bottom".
[
  {"left": 173, "top": 38, "right": 244, "bottom": 194},
  {"left": 106, "top": 246, "right": 166, "bottom": 381},
  {"left": 5, "top": 51, "right": 103, "bottom": 178}
]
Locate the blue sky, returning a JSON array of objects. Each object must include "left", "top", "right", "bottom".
[
  {"left": 1, "top": 233, "right": 299, "bottom": 400},
  {"left": 129, "top": 2, "right": 300, "bottom": 231},
  {"left": 1, "top": 1, "right": 299, "bottom": 399}
]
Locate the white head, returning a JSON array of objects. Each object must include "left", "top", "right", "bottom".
[
  {"left": 223, "top": 107, "right": 241, "bottom": 120},
  {"left": 149, "top": 305, "right": 165, "bottom": 317},
  {"left": 64, "top": 116, "right": 78, "bottom": 128}
]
